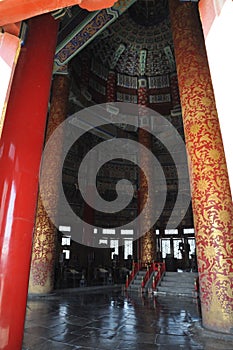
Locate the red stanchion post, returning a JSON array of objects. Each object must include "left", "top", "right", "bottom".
[
  {"left": 125, "top": 275, "right": 129, "bottom": 289},
  {"left": 158, "top": 264, "right": 161, "bottom": 279},
  {"left": 141, "top": 276, "right": 144, "bottom": 288},
  {"left": 152, "top": 275, "right": 156, "bottom": 289}
]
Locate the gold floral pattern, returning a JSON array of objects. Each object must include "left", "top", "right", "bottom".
[
  {"left": 169, "top": 0, "right": 233, "bottom": 332},
  {"left": 138, "top": 86, "right": 156, "bottom": 264},
  {"left": 29, "top": 75, "right": 70, "bottom": 293}
]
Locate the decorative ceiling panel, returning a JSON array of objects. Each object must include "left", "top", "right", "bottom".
[{"left": 82, "top": 3, "right": 175, "bottom": 77}]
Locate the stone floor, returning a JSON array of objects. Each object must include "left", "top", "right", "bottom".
[{"left": 23, "top": 286, "right": 233, "bottom": 350}]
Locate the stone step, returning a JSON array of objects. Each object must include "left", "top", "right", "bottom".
[
  {"left": 162, "top": 276, "right": 197, "bottom": 283},
  {"left": 132, "top": 280, "right": 142, "bottom": 285},
  {"left": 128, "top": 283, "right": 143, "bottom": 291},
  {"left": 128, "top": 271, "right": 198, "bottom": 296},
  {"left": 162, "top": 279, "right": 196, "bottom": 285},
  {"left": 137, "top": 271, "right": 147, "bottom": 276},
  {"left": 156, "top": 285, "right": 194, "bottom": 296},
  {"left": 155, "top": 272, "right": 198, "bottom": 298},
  {"left": 160, "top": 280, "right": 194, "bottom": 287},
  {"left": 129, "top": 285, "right": 142, "bottom": 290},
  {"left": 129, "top": 272, "right": 146, "bottom": 285},
  {"left": 165, "top": 272, "right": 198, "bottom": 278},
  {"left": 134, "top": 275, "right": 144, "bottom": 278}
]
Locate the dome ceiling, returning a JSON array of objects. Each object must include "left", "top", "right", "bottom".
[
  {"left": 128, "top": 0, "right": 169, "bottom": 26},
  {"left": 79, "top": 0, "right": 175, "bottom": 77},
  {"left": 65, "top": 1, "right": 194, "bottom": 230}
]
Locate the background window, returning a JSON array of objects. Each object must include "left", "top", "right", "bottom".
[
  {"left": 161, "top": 239, "right": 171, "bottom": 258},
  {"left": 188, "top": 238, "right": 196, "bottom": 258},
  {"left": 183, "top": 228, "right": 195, "bottom": 234},
  {"left": 62, "top": 236, "right": 71, "bottom": 246},
  {"left": 62, "top": 250, "right": 70, "bottom": 259},
  {"left": 110, "top": 239, "right": 119, "bottom": 259},
  {"left": 173, "top": 239, "right": 183, "bottom": 259},
  {"left": 121, "top": 229, "right": 134, "bottom": 235},
  {"left": 103, "top": 229, "right": 115, "bottom": 235},
  {"left": 99, "top": 239, "right": 108, "bottom": 245},
  {"left": 164, "top": 229, "right": 178, "bottom": 235},
  {"left": 124, "top": 239, "right": 133, "bottom": 259}
]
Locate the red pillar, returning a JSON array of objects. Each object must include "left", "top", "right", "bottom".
[{"left": 0, "top": 14, "right": 59, "bottom": 350}]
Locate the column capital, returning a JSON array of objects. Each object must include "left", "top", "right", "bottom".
[{"left": 53, "top": 63, "right": 69, "bottom": 75}]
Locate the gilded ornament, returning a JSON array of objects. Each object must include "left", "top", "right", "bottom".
[
  {"left": 203, "top": 245, "right": 216, "bottom": 261},
  {"left": 218, "top": 209, "right": 231, "bottom": 224},
  {"left": 197, "top": 179, "right": 209, "bottom": 192},
  {"left": 190, "top": 123, "right": 200, "bottom": 135},
  {"left": 201, "top": 96, "right": 212, "bottom": 107}
]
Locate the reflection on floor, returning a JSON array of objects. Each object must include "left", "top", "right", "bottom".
[{"left": 23, "top": 287, "right": 233, "bottom": 350}]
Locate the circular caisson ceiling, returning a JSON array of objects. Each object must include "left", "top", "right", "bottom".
[{"left": 77, "top": 0, "right": 174, "bottom": 77}]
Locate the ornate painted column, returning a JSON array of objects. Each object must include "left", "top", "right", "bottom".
[
  {"left": 138, "top": 77, "right": 156, "bottom": 265},
  {"left": 106, "top": 70, "right": 116, "bottom": 102},
  {"left": 0, "top": 14, "right": 59, "bottom": 350},
  {"left": 169, "top": 0, "right": 233, "bottom": 333},
  {"left": 29, "top": 71, "right": 70, "bottom": 294}
]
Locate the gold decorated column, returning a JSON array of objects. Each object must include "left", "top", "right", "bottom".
[
  {"left": 138, "top": 77, "right": 156, "bottom": 265},
  {"left": 169, "top": 0, "right": 233, "bottom": 333},
  {"left": 29, "top": 72, "right": 70, "bottom": 294}
]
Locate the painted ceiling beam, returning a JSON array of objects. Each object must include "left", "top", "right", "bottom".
[
  {"left": 0, "top": 0, "right": 117, "bottom": 27},
  {"left": 54, "top": 0, "right": 137, "bottom": 72}
]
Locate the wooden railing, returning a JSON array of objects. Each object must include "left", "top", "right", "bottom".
[
  {"left": 150, "top": 262, "right": 166, "bottom": 290},
  {"left": 125, "top": 261, "right": 165, "bottom": 290},
  {"left": 141, "top": 262, "right": 165, "bottom": 289},
  {"left": 125, "top": 260, "right": 142, "bottom": 289}
]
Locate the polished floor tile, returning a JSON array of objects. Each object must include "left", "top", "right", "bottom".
[{"left": 22, "top": 287, "right": 233, "bottom": 350}]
